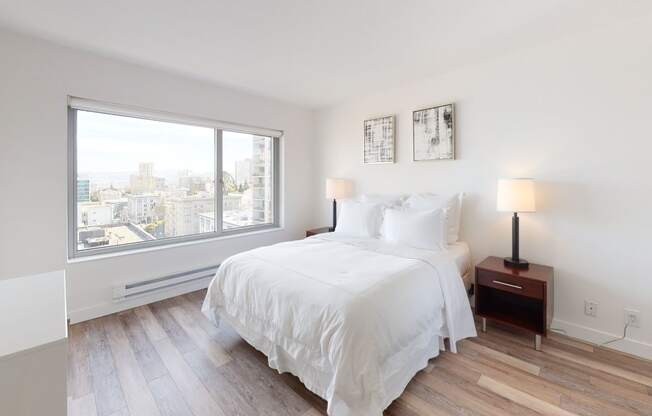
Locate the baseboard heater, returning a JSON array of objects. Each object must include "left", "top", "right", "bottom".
[{"left": 113, "top": 264, "right": 219, "bottom": 302}]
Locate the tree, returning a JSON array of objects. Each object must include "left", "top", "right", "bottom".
[{"left": 222, "top": 171, "right": 237, "bottom": 194}]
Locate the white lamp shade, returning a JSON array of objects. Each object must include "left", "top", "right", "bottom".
[
  {"left": 497, "top": 178, "right": 536, "bottom": 212},
  {"left": 325, "top": 178, "right": 353, "bottom": 199}
]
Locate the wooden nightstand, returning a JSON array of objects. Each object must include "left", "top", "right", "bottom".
[
  {"left": 475, "top": 256, "right": 553, "bottom": 350},
  {"left": 306, "top": 227, "right": 332, "bottom": 237}
]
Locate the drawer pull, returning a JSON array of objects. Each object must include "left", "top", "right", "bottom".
[{"left": 492, "top": 280, "right": 523, "bottom": 290}]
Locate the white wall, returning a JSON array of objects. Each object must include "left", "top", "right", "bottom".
[
  {"left": 0, "top": 29, "right": 316, "bottom": 321},
  {"left": 314, "top": 15, "right": 652, "bottom": 358}
]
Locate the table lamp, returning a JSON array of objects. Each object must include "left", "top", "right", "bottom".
[
  {"left": 497, "top": 178, "right": 536, "bottom": 269},
  {"left": 325, "top": 178, "right": 353, "bottom": 231}
]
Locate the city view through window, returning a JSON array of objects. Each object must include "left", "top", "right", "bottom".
[{"left": 75, "top": 110, "right": 274, "bottom": 252}]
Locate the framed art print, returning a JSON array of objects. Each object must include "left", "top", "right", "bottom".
[
  {"left": 363, "top": 115, "right": 395, "bottom": 164},
  {"left": 413, "top": 103, "right": 455, "bottom": 161}
]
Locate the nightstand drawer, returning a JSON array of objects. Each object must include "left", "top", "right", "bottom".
[{"left": 477, "top": 269, "right": 543, "bottom": 299}]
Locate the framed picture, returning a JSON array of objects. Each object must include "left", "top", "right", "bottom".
[
  {"left": 363, "top": 115, "right": 395, "bottom": 164},
  {"left": 413, "top": 103, "right": 455, "bottom": 161}
]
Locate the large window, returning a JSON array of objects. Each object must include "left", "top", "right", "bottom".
[{"left": 68, "top": 99, "right": 280, "bottom": 258}]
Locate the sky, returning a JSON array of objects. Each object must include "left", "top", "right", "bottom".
[{"left": 77, "top": 110, "right": 257, "bottom": 177}]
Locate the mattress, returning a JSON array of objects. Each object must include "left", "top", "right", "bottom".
[{"left": 448, "top": 241, "right": 472, "bottom": 290}]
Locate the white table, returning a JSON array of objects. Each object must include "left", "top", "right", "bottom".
[{"left": 0, "top": 270, "right": 67, "bottom": 416}]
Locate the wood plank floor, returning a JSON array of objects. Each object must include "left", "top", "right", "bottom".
[{"left": 67, "top": 290, "right": 652, "bottom": 416}]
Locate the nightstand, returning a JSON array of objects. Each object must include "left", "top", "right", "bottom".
[
  {"left": 475, "top": 256, "right": 553, "bottom": 350},
  {"left": 306, "top": 227, "right": 332, "bottom": 237}
]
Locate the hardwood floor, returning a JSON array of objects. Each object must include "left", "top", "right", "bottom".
[{"left": 67, "top": 290, "right": 652, "bottom": 416}]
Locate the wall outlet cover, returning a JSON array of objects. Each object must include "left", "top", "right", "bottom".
[
  {"left": 584, "top": 300, "right": 597, "bottom": 317},
  {"left": 624, "top": 309, "right": 641, "bottom": 328}
]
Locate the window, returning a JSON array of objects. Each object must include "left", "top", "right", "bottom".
[{"left": 69, "top": 98, "right": 280, "bottom": 258}]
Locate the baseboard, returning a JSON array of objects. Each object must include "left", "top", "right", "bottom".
[
  {"left": 551, "top": 318, "right": 652, "bottom": 360},
  {"left": 68, "top": 278, "right": 211, "bottom": 324}
]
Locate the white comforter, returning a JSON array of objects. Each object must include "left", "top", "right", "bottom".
[{"left": 202, "top": 233, "right": 476, "bottom": 416}]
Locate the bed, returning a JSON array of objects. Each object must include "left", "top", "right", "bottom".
[{"left": 201, "top": 232, "right": 476, "bottom": 416}]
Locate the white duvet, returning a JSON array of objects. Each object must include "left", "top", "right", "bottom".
[{"left": 202, "top": 233, "right": 476, "bottom": 416}]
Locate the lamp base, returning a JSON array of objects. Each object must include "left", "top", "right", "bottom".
[{"left": 504, "top": 257, "right": 529, "bottom": 269}]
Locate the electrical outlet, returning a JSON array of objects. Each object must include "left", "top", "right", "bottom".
[
  {"left": 624, "top": 309, "right": 640, "bottom": 328},
  {"left": 584, "top": 300, "right": 597, "bottom": 317}
]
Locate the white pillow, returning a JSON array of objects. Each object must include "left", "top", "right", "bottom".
[
  {"left": 382, "top": 208, "right": 447, "bottom": 250},
  {"left": 335, "top": 200, "right": 383, "bottom": 237},
  {"left": 359, "top": 194, "right": 406, "bottom": 208},
  {"left": 404, "top": 193, "right": 464, "bottom": 243},
  {"left": 359, "top": 194, "right": 407, "bottom": 236}
]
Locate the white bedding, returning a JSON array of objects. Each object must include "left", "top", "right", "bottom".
[
  {"left": 202, "top": 233, "right": 476, "bottom": 416},
  {"left": 448, "top": 241, "right": 472, "bottom": 289}
]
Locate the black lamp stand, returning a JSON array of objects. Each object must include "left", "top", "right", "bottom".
[
  {"left": 329, "top": 199, "right": 337, "bottom": 232},
  {"left": 504, "top": 212, "right": 529, "bottom": 269}
]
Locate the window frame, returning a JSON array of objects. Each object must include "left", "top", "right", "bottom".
[{"left": 67, "top": 98, "right": 282, "bottom": 259}]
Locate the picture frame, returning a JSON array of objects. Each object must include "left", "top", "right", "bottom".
[
  {"left": 412, "top": 103, "right": 455, "bottom": 161},
  {"left": 363, "top": 115, "right": 395, "bottom": 164}
]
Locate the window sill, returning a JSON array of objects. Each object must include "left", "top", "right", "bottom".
[{"left": 67, "top": 226, "right": 285, "bottom": 264}]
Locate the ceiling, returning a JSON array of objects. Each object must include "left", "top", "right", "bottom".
[{"left": 1, "top": 0, "right": 651, "bottom": 108}]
